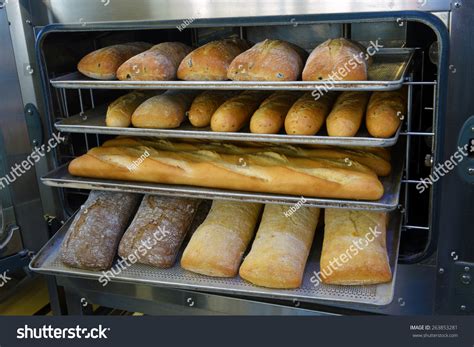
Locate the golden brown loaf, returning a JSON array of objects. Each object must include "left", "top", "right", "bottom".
[
  {"left": 326, "top": 91, "right": 371, "bottom": 137},
  {"left": 210, "top": 91, "right": 268, "bottom": 132},
  {"left": 366, "top": 90, "right": 406, "bottom": 138},
  {"left": 284, "top": 92, "right": 336, "bottom": 135},
  {"left": 116, "top": 42, "right": 192, "bottom": 81},
  {"left": 302, "top": 38, "right": 369, "bottom": 81},
  {"left": 106, "top": 91, "right": 155, "bottom": 127},
  {"left": 77, "top": 42, "right": 152, "bottom": 80},
  {"left": 68, "top": 144, "right": 384, "bottom": 200},
  {"left": 181, "top": 201, "right": 262, "bottom": 277},
  {"left": 60, "top": 190, "right": 141, "bottom": 270},
  {"left": 101, "top": 137, "right": 391, "bottom": 176},
  {"left": 239, "top": 205, "right": 320, "bottom": 289},
  {"left": 131, "top": 91, "right": 195, "bottom": 128},
  {"left": 177, "top": 38, "right": 251, "bottom": 80},
  {"left": 187, "top": 91, "right": 235, "bottom": 127},
  {"left": 319, "top": 209, "right": 392, "bottom": 285},
  {"left": 249, "top": 91, "right": 300, "bottom": 134},
  {"left": 227, "top": 39, "right": 308, "bottom": 81},
  {"left": 118, "top": 195, "right": 200, "bottom": 268}
]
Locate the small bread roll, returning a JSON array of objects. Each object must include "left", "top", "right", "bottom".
[
  {"left": 366, "top": 90, "right": 406, "bottom": 138},
  {"left": 285, "top": 92, "right": 336, "bottom": 135},
  {"left": 187, "top": 91, "right": 235, "bottom": 127},
  {"left": 106, "top": 91, "right": 155, "bottom": 127},
  {"left": 131, "top": 91, "right": 195, "bottom": 128},
  {"left": 249, "top": 91, "right": 300, "bottom": 134},
  {"left": 210, "top": 91, "right": 268, "bottom": 132},
  {"left": 326, "top": 91, "right": 370, "bottom": 137}
]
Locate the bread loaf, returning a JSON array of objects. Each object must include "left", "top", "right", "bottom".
[
  {"left": 284, "top": 92, "right": 336, "bottom": 135},
  {"left": 78, "top": 42, "right": 152, "bottom": 80},
  {"left": 227, "top": 39, "right": 308, "bottom": 81},
  {"left": 118, "top": 195, "right": 200, "bottom": 268},
  {"left": 60, "top": 190, "right": 141, "bottom": 270},
  {"left": 68, "top": 144, "right": 384, "bottom": 200},
  {"left": 319, "top": 209, "right": 392, "bottom": 285},
  {"left": 326, "top": 91, "right": 370, "bottom": 137},
  {"left": 106, "top": 91, "right": 155, "bottom": 127},
  {"left": 116, "top": 42, "right": 192, "bottom": 81},
  {"left": 302, "top": 38, "right": 370, "bottom": 81},
  {"left": 239, "top": 205, "right": 320, "bottom": 288},
  {"left": 177, "top": 38, "right": 251, "bottom": 80},
  {"left": 181, "top": 201, "right": 262, "bottom": 277},
  {"left": 210, "top": 91, "right": 268, "bottom": 132},
  {"left": 187, "top": 91, "right": 235, "bottom": 127},
  {"left": 131, "top": 91, "right": 195, "bottom": 128},
  {"left": 249, "top": 91, "right": 300, "bottom": 134},
  {"left": 366, "top": 90, "right": 406, "bottom": 138}
]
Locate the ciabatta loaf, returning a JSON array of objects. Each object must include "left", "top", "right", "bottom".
[
  {"left": 68, "top": 144, "right": 384, "bottom": 200},
  {"left": 181, "top": 201, "right": 262, "bottom": 277},
  {"left": 239, "top": 205, "right": 320, "bottom": 289}
]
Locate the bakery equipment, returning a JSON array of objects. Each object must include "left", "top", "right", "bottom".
[{"left": 0, "top": 0, "right": 471, "bottom": 315}]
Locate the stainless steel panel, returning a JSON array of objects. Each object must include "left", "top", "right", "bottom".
[
  {"left": 31, "top": 210, "right": 402, "bottom": 306},
  {"left": 55, "top": 105, "right": 401, "bottom": 147},
  {"left": 38, "top": 0, "right": 451, "bottom": 25},
  {"left": 50, "top": 49, "right": 414, "bottom": 91},
  {"left": 41, "top": 153, "right": 403, "bottom": 211}
]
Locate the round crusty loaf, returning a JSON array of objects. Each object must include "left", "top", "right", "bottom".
[
  {"left": 227, "top": 39, "right": 308, "bottom": 81},
  {"left": 302, "top": 38, "right": 369, "bottom": 81},
  {"left": 177, "top": 38, "right": 251, "bottom": 81}
]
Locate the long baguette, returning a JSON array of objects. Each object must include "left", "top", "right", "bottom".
[
  {"left": 106, "top": 91, "right": 155, "bottom": 127},
  {"left": 366, "top": 90, "right": 406, "bottom": 138},
  {"left": 187, "top": 91, "right": 235, "bottom": 127},
  {"left": 326, "top": 91, "right": 370, "bottom": 137},
  {"left": 68, "top": 145, "right": 384, "bottom": 200}
]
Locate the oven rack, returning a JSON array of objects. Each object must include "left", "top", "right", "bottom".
[
  {"left": 50, "top": 48, "right": 414, "bottom": 91},
  {"left": 30, "top": 206, "right": 401, "bottom": 306},
  {"left": 55, "top": 104, "right": 401, "bottom": 147}
]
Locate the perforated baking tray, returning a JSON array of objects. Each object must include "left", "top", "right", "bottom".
[
  {"left": 55, "top": 104, "right": 401, "bottom": 147},
  {"left": 50, "top": 48, "right": 414, "bottom": 91},
  {"left": 41, "top": 142, "right": 403, "bottom": 212},
  {"left": 30, "top": 205, "right": 401, "bottom": 306}
]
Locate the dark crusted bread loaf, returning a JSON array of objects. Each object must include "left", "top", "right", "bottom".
[{"left": 60, "top": 190, "right": 141, "bottom": 270}]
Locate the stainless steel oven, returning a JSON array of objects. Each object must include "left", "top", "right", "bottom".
[{"left": 2, "top": 0, "right": 472, "bottom": 315}]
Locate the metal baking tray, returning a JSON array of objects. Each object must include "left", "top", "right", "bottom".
[
  {"left": 50, "top": 48, "right": 414, "bottom": 91},
  {"left": 40, "top": 145, "right": 403, "bottom": 211},
  {"left": 55, "top": 104, "right": 401, "bottom": 147},
  {"left": 30, "top": 206, "right": 401, "bottom": 306}
]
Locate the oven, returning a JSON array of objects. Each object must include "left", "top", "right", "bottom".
[{"left": 3, "top": 0, "right": 472, "bottom": 315}]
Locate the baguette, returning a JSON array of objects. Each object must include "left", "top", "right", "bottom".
[
  {"left": 101, "top": 137, "right": 391, "bottom": 176},
  {"left": 106, "top": 91, "right": 155, "bottom": 127},
  {"left": 181, "top": 201, "right": 262, "bottom": 277},
  {"left": 284, "top": 92, "right": 336, "bottom": 135},
  {"left": 227, "top": 39, "right": 308, "bottom": 81},
  {"left": 116, "top": 42, "right": 192, "bottom": 81},
  {"left": 118, "top": 195, "right": 200, "bottom": 268},
  {"left": 131, "top": 91, "right": 195, "bottom": 128},
  {"left": 78, "top": 42, "right": 152, "bottom": 80},
  {"left": 326, "top": 91, "right": 370, "bottom": 137},
  {"left": 177, "top": 38, "right": 251, "bottom": 80},
  {"left": 366, "top": 90, "right": 406, "bottom": 138},
  {"left": 249, "top": 91, "right": 300, "bottom": 134},
  {"left": 187, "top": 91, "right": 235, "bottom": 127},
  {"left": 319, "top": 209, "right": 392, "bottom": 285},
  {"left": 60, "top": 191, "right": 141, "bottom": 270},
  {"left": 210, "top": 91, "right": 268, "bottom": 132},
  {"left": 239, "top": 205, "right": 320, "bottom": 289},
  {"left": 302, "top": 38, "right": 370, "bottom": 81},
  {"left": 68, "top": 145, "right": 384, "bottom": 200}
]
